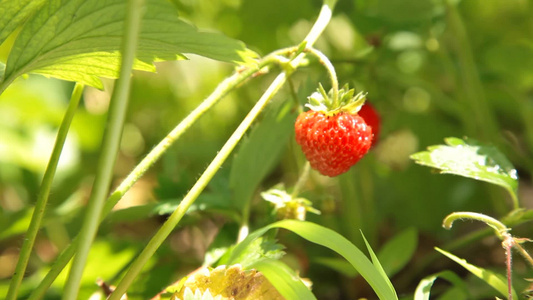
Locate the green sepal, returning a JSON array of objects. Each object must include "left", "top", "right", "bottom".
[{"left": 305, "top": 83, "right": 367, "bottom": 115}]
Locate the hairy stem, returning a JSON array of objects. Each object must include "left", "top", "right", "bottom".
[
  {"left": 503, "top": 237, "right": 513, "bottom": 300},
  {"left": 513, "top": 242, "right": 533, "bottom": 268},
  {"left": 304, "top": 47, "right": 339, "bottom": 106},
  {"left": 62, "top": 0, "right": 144, "bottom": 298},
  {"left": 443, "top": 211, "right": 509, "bottom": 238},
  {"left": 5, "top": 83, "right": 84, "bottom": 300}
]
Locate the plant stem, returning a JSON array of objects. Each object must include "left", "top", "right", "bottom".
[
  {"left": 5, "top": 83, "right": 83, "bottom": 300},
  {"left": 513, "top": 242, "right": 533, "bottom": 268},
  {"left": 62, "top": 0, "right": 144, "bottom": 298},
  {"left": 108, "top": 71, "right": 290, "bottom": 300},
  {"left": 302, "top": 2, "right": 334, "bottom": 47},
  {"left": 509, "top": 190, "right": 520, "bottom": 211},
  {"left": 503, "top": 237, "right": 513, "bottom": 300},
  {"left": 26, "top": 50, "right": 286, "bottom": 300},
  {"left": 304, "top": 47, "right": 339, "bottom": 106},
  {"left": 443, "top": 211, "right": 509, "bottom": 238},
  {"left": 100, "top": 54, "right": 282, "bottom": 217},
  {"left": 400, "top": 209, "right": 533, "bottom": 288},
  {"left": 291, "top": 161, "right": 311, "bottom": 198},
  {"left": 237, "top": 1, "right": 335, "bottom": 244}
]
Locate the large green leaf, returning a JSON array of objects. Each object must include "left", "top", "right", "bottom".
[
  {"left": 436, "top": 247, "right": 518, "bottom": 299},
  {"left": 0, "top": 0, "right": 46, "bottom": 46},
  {"left": 229, "top": 97, "right": 297, "bottom": 210},
  {"left": 222, "top": 220, "right": 398, "bottom": 300},
  {"left": 1, "top": 0, "right": 251, "bottom": 89},
  {"left": 410, "top": 137, "right": 518, "bottom": 201}
]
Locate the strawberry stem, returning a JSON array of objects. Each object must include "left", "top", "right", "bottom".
[
  {"left": 291, "top": 161, "right": 311, "bottom": 198},
  {"left": 305, "top": 47, "right": 339, "bottom": 107}
]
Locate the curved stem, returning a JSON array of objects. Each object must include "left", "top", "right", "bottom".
[
  {"left": 513, "top": 242, "right": 533, "bottom": 268},
  {"left": 398, "top": 209, "right": 533, "bottom": 288},
  {"left": 509, "top": 188, "right": 520, "bottom": 211},
  {"left": 304, "top": 47, "right": 339, "bottom": 107},
  {"left": 62, "top": 0, "right": 144, "bottom": 298},
  {"left": 5, "top": 83, "right": 84, "bottom": 300},
  {"left": 443, "top": 211, "right": 509, "bottom": 238}
]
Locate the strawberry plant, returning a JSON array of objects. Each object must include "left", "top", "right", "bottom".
[{"left": 1, "top": 0, "right": 533, "bottom": 299}]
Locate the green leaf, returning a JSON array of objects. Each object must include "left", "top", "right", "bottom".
[
  {"left": 435, "top": 247, "right": 518, "bottom": 299},
  {"left": 410, "top": 137, "right": 518, "bottom": 202},
  {"left": 376, "top": 228, "right": 418, "bottom": 277},
  {"left": 0, "top": 0, "right": 46, "bottom": 46},
  {"left": 361, "top": 232, "right": 396, "bottom": 296},
  {"left": 229, "top": 97, "right": 297, "bottom": 210},
  {"left": 2, "top": 0, "right": 251, "bottom": 89},
  {"left": 232, "top": 237, "right": 285, "bottom": 269},
  {"left": 222, "top": 220, "right": 398, "bottom": 300},
  {"left": 250, "top": 259, "right": 316, "bottom": 300},
  {"left": 314, "top": 229, "right": 417, "bottom": 279},
  {"left": 414, "top": 270, "right": 469, "bottom": 300}
]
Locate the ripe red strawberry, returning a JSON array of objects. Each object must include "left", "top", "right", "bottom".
[
  {"left": 295, "top": 85, "right": 373, "bottom": 177},
  {"left": 358, "top": 102, "right": 380, "bottom": 145}
]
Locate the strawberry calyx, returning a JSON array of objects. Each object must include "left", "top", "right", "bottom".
[{"left": 305, "top": 83, "right": 367, "bottom": 116}]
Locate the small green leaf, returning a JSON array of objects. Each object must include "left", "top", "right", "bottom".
[
  {"left": 435, "top": 247, "right": 518, "bottom": 299},
  {"left": 222, "top": 220, "right": 398, "bottom": 300},
  {"left": 410, "top": 137, "right": 518, "bottom": 203},
  {"left": 361, "top": 232, "right": 396, "bottom": 296},
  {"left": 250, "top": 259, "right": 316, "bottom": 300},
  {"left": 2, "top": 0, "right": 250, "bottom": 89},
  {"left": 414, "top": 270, "right": 469, "bottom": 300},
  {"left": 230, "top": 97, "right": 297, "bottom": 211}
]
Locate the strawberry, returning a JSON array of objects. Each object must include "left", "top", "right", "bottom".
[
  {"left": 358, "top": 102, "right": 380, "bottom": 146},
  {"left": 295, "top": 85, "right": 373, "bottom": 177}
]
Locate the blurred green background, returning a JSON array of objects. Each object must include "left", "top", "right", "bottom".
[{"left": 1, "top": 0, "right": 533, "bottom": 299}]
